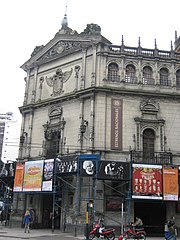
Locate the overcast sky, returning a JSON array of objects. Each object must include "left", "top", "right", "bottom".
[{"left": 0, "top": 0, "right": 180, "bottom": 122}]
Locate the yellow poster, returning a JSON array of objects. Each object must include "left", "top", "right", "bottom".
[
  {"left": 13, "top": 163, "right": 24, "bottom": 192},
  {"left": 23, "top": 160, "right": 44, "bottom": 192}
]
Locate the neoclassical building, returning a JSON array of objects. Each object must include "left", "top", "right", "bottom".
[{"left": 12, "top": 13, "right": 180, "bottom": 236}]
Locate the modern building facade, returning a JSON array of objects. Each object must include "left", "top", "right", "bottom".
[
  {"left": 0, "top": 112, "right": 19, "bottom": 163},
  {"left": 12, "top": 14, "right": 180, "bottom": 235}
]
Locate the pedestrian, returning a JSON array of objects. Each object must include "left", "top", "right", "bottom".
[
  {"left": 29, "top": 209, "right": 34, "bottom": 229},
  {"left": 166, "top": 216, "right": 177, "bottom": 240},
  {"left": 23, "top": 210, "right": 31, "bottom": 233}
]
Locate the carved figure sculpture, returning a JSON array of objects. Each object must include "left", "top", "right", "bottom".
[{"left": 46, "top": 68, "right": 73, "bottom": 96}]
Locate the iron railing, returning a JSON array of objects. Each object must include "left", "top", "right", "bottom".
[{"left": 130, "top": 151, "right": 172, "bottom": 165}]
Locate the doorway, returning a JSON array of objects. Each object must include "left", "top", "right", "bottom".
[
  {"left": 134, "top": 201, "right": 166, "bottom": 236},
  {"left": 42, "top": 194, "right": 53, "bottom": 228}
]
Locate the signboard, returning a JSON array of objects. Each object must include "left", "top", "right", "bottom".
[
  {"left": 98, "top": 161, "right": 130, "bottom": 180},
  {"left": 0, "top": 161, "right": 16, "bottom": 177},
  {"left": 23, "top": 160, "right": 44, "bottom": 192},
  {"left": 13, "top": 163, "right": 24, "bottom": 192},
  {"left": 163, "top": 165, "right": 178, "bottom": 201},
  {"left": 111, "top": 99, "right": 123, "bottom": 150},
  {"left": 56, "top": 155, "right": 78, "bottom": 174},
  {"left": 79, "top": 154, "right": 100, "bottom": 177},
  {"left": 132, "top": 164, "right": 163, "bottom": 200},
  {"left": 42, "top": 159, "right": 54, "bottom": 191}
]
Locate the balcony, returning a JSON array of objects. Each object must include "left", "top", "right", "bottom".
[{"left": 130, "top": 151, "right": 172, "bottom": 165}]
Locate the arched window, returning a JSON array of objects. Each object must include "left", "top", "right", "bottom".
[
  {"left": 125, "top": 64, "right": 137, "bottom": 83},
  {"left": 107, "top": 63, "right": 119, "bottom": 82},
  {"left": 176, "top": 69, "right": 180, "bottom": 88},
  {"left": 160, "top": 68, "right": 170, "bottom": 86},
  {"left": 143, "top": 66, "right": 154, "bottom": 85},
  {"left": 143, "top": 129, "right": 155, "bottom": 162}
]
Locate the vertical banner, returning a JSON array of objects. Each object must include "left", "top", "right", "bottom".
[
  {"left": 42, "top": 159, "right": 54, "bottom": 191},
  {"left": 132, "top": 164, "right": 163, "bottom": 200},
  {"left": 13, "top": 163, "right": 24, "bottom": 192},
  {"left": 163, "top": 165, "right": 178, "bottom": 201},
  {"left": 111, "top": 99, "right": 123, "bottom": 150},
  {"left": 23, "top": 160, "right": 44, "bottom": 192}
]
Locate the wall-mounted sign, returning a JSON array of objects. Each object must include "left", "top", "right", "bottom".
[
  {"left": 56, "top": 155, "right": 78, "bottom": 174},
  {"left": 111, "top": 99, "right": 123, "bottom": 150},
  {"left": 42, "top": 159, "right": 54, "bottom": 191},
  {"left": 23, "top": 160, "right": 44, "bottom": 192},
  {"left": 13, "top": 163, "right": 24, "bottom": 192},
  {"left": 132, "top": 164, "right": 163, "bottom": 200},
  {"left": 163, "top": 165, "right": 178, "bottom": 201},
  {"left": 98, "top": 161, "right": 129, "bottom": 180}
]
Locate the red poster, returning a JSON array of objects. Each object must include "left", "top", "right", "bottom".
[
  {"left": 132, "top": 164, "right": 163, "bottom": 200},
  {"left": 13, "top": 163, "right": 24, "bottom": 192}
]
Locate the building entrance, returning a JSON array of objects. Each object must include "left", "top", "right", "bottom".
[
  {"left": 42, "top": 194, "right": 53, "bottom": 228},
  {"left": 134, "top": 201, "right": 166, "bottom": 236}
]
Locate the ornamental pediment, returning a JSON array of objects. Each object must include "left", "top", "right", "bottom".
[
  {"left": 36, "top": 40, "right": 82, "bottom": 64},
  {"left": 140, "top": 98, "right": 159, "bottom": 113},
  {"left": 21, "top": 38, "right": 84, "bottom": 70}
]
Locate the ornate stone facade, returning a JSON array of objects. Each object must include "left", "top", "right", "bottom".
[{"left": 13, "top": 14, "right": 180, "bottom": 235}]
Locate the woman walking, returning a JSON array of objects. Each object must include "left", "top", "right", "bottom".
[{"left": 23, "top": 210, "right": 30, "bottom": 233}]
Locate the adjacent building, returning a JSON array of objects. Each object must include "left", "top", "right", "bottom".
[
  {"left": 12, "top": 13, "right": 180, "bottom": 235},
  {"left": 0, "top": 112, "right": 19, "bottom": 163}
]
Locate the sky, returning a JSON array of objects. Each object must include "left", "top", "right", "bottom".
[{"left": 0, "top": 0, "right": 180, "bottom": 123}]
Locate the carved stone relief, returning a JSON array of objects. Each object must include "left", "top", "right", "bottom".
[{"left": 46, "top": 68, "right": 73, "bottom": 96}]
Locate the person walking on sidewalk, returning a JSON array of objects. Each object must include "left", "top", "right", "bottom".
[{"left": 23, "top": 210, "right": 31, "bottom": 233}]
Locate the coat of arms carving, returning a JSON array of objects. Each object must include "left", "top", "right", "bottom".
[{"left": 46, "top": 68, "right": 73, "bottom": 96}]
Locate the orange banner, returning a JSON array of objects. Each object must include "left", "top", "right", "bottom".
[
  {"left": 23, "top": 160, "right": 44, "bottom": 192},
  {"left": 13, "top": 163, "right": 24, "bottom": 192},
  {"left": 163, "top": 165, "right": 178, "bottom": 201}
]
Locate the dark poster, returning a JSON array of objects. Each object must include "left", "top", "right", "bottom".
[
  {"left": 42, "top": 159, "right": 54, "bottom": 191},
  {"left": 80, "top": 160, "right": 97, "bottom": 177},
  {"left": 0, "top": 161, "right": 16, "bottom": 178},
  {"left": 56, "top": 155, "right": 78, "bottom": 174},
  {"left": 111, "top": 99, "right": 123, "bottom": 150},
  {"left": 98, "top": 161, "right": 130, "bottom": 180}
]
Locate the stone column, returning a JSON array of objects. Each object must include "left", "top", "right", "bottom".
[
  {"left": 31, "top": 66, "right": 39, "bottom": 103},
  {"left": 81, "top": 49, "right": 87, "bottom": 89},
  {"left": 91, "top": 44, "right": 97, "bottom": 86}
]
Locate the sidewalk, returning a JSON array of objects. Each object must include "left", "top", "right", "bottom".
[
  {"left": 0, "top": 226, "right": 85, "bottom": 239},
  {"left": 0, "top": 226, "right": 166, "bottom": 239}
]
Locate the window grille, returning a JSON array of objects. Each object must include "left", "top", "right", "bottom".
[
  {"left": 160, "top": 68, "right": 170, "bottom": 86},
  {"left": 125, "top": 64, "right": 137, "bottom": 83},
  {"left": 142, "top": 66, "right": 154, "bottom": 85},
  {"left": 107, "top": 63, "right": 120, "bottom": 82}
]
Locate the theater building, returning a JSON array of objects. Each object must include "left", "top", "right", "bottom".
[{"left": 11, "top": 13, "right": 180, "bottom": 236}]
